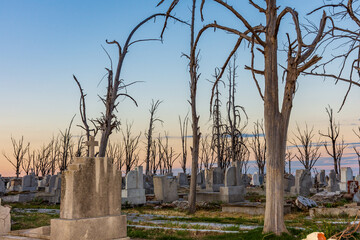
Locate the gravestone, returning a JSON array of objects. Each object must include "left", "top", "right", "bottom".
[
  {"left": 220, "top": 164, "right": 246, "bottom": 203},
  {"left": 251, "top": 172, "right": 260, "bottom": 186},
  {"left": 291, "top": 169, "right": 312, "bottom": 196},
  {"left": 0, "top": 199, "right": 11, "bottom": 235},
  {"left": 347, "top": 180, "right": 359, "bottom": 194},
  {"left": 144, "top": 175, "right": 154, "bottom": 194},
  {"left": 0, "top": 175, "right": 5, "bottom": 196},
  {"left": 205, "top": 167, "right": 224, "bottom": 192},
  {"left": 284, "top": 174, "right": 295, "bottom": 192},
  {"left": 21, "top": 172, "right": 38, "bottom": 192},
  {"left": 49, "top": 174, "right": 61, "bottom": 204},
  {"left": 196, "top": 170, "right": 205, "bottom": 189},
  {"left": 45, "top": 175, "right": 58, "bottom": 194},
  {"left": 50, "top": 136, "right": 129, "bottom": 240},
  {"left": 340, "top": 167, "right": 353, "bottom": 192},
  {"left": 37, "top": 175, "right": 51, "bottom": 191},
  {"left": 316, "top": 170, "right": 327, "bottom": 187},
  {"left": 326, "top": 169, "right": 340, "bottom": 192},
  {"left": 153, "top": 175, "right": 178, "bottom": 203},
  {"left": 122, "top": 166, "right": 146, "bottom": 205},
  {"left": 177, "top": 172, "right": 188, "bottom": 186},
  {"left": 7, "top": 178, "right": 22, "bottom": 192}
]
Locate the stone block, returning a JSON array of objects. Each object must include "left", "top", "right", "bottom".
[
  {"left": 0, "top": 204, "right": 11, "bottom": 235},
  {"left": 51, "top": 215, "right": 128, "bottom": 240},
  {"left": 220, "top": 185, "right": 245, "bottom": 203},
  {"left": 122, "top": 188, "right": 146, "bottom": 205},
  {"left": 153, "top": 175, "right": 178, "bottom": 203}
]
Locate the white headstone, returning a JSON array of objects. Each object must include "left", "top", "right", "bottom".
[{"left": 340, "top": 167, "right": 353, "bottom": 192}]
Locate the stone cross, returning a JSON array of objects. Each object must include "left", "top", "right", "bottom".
[{"left": 86, "top": 136, "right": 98, "bottom": 157}]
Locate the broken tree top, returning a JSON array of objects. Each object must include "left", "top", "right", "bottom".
[{"left": 85, "top": 136, "right": 98, "bottom": 157}]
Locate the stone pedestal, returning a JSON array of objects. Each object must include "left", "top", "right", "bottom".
[
  {"left": 50, "top": 156, "right": 128, "bottom": 240},
  {"left": 220, "top": 185, "right": 245, "bottom": 203},
  {"left": 153, "top": 175, "right": 178, "bottom": 203},
  {"left": 0, "top": 199, "right": 11, "bottom": 236}
]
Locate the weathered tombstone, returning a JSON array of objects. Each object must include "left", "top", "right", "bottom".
[
  {"left": 153, "top": 175, "right": 178, "bottom": 203},
  {"left": 205, "top": 167, "right": 224, "bottom": 192},
  {"left": 8, "top": 178, "right": 22, "bottom": 192},
  {"left": 259, "top": 174, "right": 265, "bottom": 185},
  {"left": 144, "top": 175, "right": 154, "bottom": 194},
  {"left": 0, "top": 199, "right": 11, "bottom": 235},
  {"left": 347, "top": 180, "right": 359, "bottom": 194},
  {"left": 49, "top": 174, "right": 61, "bottom": 204},
  {"left": 0, "top": 175, "right": 5, "bottom": 196},
  {"left": 50, "top": 136, "right": 129, "bottom": 240},
  {"left": 326, "top": 170, "right": 340, "bottom": 192},
  {"left": 196, "top": 170, "right": 206, "bottom": 189},
  {"left": 177, "top": 172, "right": 188, "bottom": 186},
  {"left": 317, "top": 170, "right": 327, "bottom": 187},
  {"left": 291, "top": 169, "right": 312, "bottom": 196},
  {"left": 21, "top": 172, "right": 37, "bottom": 192},
  {"left": 122, "top": 166, "right": 146, "bottom": 205},
  {"left": 220, "top": 165, "right": 246, "bottom": 203},
  {"left": 284, "top": 174, "right": 295, "bottom": 192},
  {"left": 45, "top": 175, "right": 58, "bottom": 193},
  {"left": 340, "top": 167, "right": 353, "bottom": 192},
  {"left": 251, "top": 172, "right": 260, "bottom": 186}
]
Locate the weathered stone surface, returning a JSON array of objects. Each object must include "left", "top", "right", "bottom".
[
  {"left": 353, "top": 191, "right": 360, "bottom": 203},
  {"left": 317, "top": 170, "right": 326, "bottom": 187},
  {"left": 177, "top": 172, "right": 188, "bottom": 186},
  {"left": 196, "top": 170, "right": 205, "bottom": 189},
  {"left": 309, "top": 203, "right": 360, "bottom": 218},
  {"left": 205, "top": 167, "right": 224, "bottom": 192},
  {"left": 0, "top": 202, "right": 11, "bottom": 235},
  {"left": 0, "top": 176, "right": 5, "bottom": 195},
  {"left": 220, "top": 185, "right": 245, "bottom": 203},
  {"left": 122, "top": 166, "right": 146, "bottom": 205},
  {"left": 224, "top": 166, "right": 236, "bottom": 187},
  {"left": 340, "top": 167, "right": 353, "bottom": 192},
  {"left": 50, "top": 154, "right": 128, "bottom": 240},
  {"left": 292, "top": 169, "right": 312, "bottom": 196},
  {"left": 284, "top": 174, "right": 295, "bottom": 192},
  {"left": 326, "top": 170, "right": 340, "bottom": 192},
  {"left": 251, "top": 172, "right": 260, "bottom": 186},
  {"left": 21, "top": 172, "right": 37, "bottom": 192},
  {"left": 295, "top": 196, "right": 317, "bottom": 211},
  {"left": 7, "top": 178, "right": 21, "bottom": 192},
  {"left": 153, "top": 175, "right": 178, "bottom": 203}
]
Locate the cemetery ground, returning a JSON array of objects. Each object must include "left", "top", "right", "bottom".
[{"left": 3, "top": 193, "right": 359, "bottom": 240}]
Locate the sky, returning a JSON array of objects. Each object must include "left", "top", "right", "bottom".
[{"left": 0, "top": 0, "right": 359, "bottom": 177}]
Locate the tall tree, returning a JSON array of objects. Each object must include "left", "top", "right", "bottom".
[
  {"left": 145, "top": 100, "right": 163, "bottom": 175},
  {"left": 122, "top": 123, "right": 141, "bottom": 173},
  {"left": 290, "top": 124, "right": 321, "bottom": 171},
  {"left": 319, "top": 106, "right": 347, "bottom": 174},
  {"left": 3, "top": 136, "right": 29, "bottom": 178},
  {"left": 191, "top": 0, "right": 328, "bottom": 234},
  {"left": 354, "top": 127, "right": 360, "bottom": 175}
]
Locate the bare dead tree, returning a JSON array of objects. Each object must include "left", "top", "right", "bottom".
[
  {"left": 37, "top": 142, "right": 53, "bottom": 177},
  {"left": 187, "top": 0, "right": 330, "bottom": 234},
  {"left": 145, "top": 100, "right": 163, "bottom": 175},
  {"left": 93, "top": 14, "right": 186, "bottom": 158},
  {"left": 224, "top": 55, "right": 248, "bottom": 171},
  {"left": 58, "top": 116, "right": 75, "bottom": 173},
  {"left": 22, "top": 148, "right": 32, "bottom": 176},
  {"left": 319, "top": 106, "right": 347, "bottom": 174},
  {"left": 149, "top": 140, "right": 159, "bottom": 175},
  {"left": 3, "top": 136, "right": 29, "bottom": 178},
  {"left": 73, "top": 76, "right": 98, "bottom": 157},
  {"left": 48, "top": 135, "right": 60, "bottom": 175},
  {"left": 285, "top": 148, "right": 295, "bottom": 174},
  {"left": 179, "top": 114, "right": 189, "bottom": 173},
  {"left": 250, "top": 120, "right": 266, "bottom": 175},
  {"left": 290, "top": 123, "right": 321, "bottom": 171},
  {"left": 107, "top": 141, "right": 124, "bottom": 171},
  {"left": 210, "top": 70, "right": 227, "bottom": 169},
  {"left": 122, "top": 123, "right": 141, "bottom": 173},
  {"left": 158, "top": 133, "right": 180, "bottom": 174},
  {"left": 354, "top": 127, "right": 360, "bottom": 174},
  {"left": 199, "top": 135, "right": 215, "bottom": 170}
]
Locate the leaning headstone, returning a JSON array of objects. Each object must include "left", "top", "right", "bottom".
[
  {"left": 205, "top": 167, "right": 224, "bottom": 192},
  {"left": 340, "top": 167, "right": 353, "bottom": 192},
  {"left": 251, "top": 172, "right": 260, "bottom": 186},
  {"left": 295, "top": 196, "right": 317, "bottom": 211},
  {"left": 153, "top": 175, "right": 178, "bottom": 203},
  {"left": 291, "top": 169, "right": 312, "bottom": 197},
  {"left": 50, "top": 136, "right": 129, "bottom": 240},
  {"left": 0, "top": 199, "right": 11, "bottom": 235},
  {"left": 177, "top": 172, "right": 189, "bottom": 186},
  {"left": 326, "top": 170, "right": 340, "bottom": 192},
  {"left": 122, "top": 166, "right": 146, "bottom": 205}
]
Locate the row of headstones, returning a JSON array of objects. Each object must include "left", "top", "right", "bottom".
[
  {"left": 0, "top": 173, "right": 61, "bottom": 196},
  {"left": 290, "top": 167, "right": 359, "bottom": 197}
]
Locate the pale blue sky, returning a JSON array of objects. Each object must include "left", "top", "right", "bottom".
[{"left": 0, "top": 0, "right": 359, "bottom": 176}]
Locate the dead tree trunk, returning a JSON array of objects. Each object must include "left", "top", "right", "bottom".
[
  {"left": 179, "top": 114, "right": 189, "bottom": 173},
  {"left": 145, "top": 100, "right": 163, "bottom": 175},
  {"left": 3, "top": 136, "right": 29, "bottom": 178}
]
